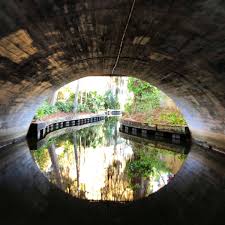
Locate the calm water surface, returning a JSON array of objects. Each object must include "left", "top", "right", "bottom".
[{"left": 31, "top": 117, "right": 187, "bottom": 202}]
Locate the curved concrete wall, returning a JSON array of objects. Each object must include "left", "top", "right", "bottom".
[{"left": 0, "top": 0, "right": 225, "bottom": 150}]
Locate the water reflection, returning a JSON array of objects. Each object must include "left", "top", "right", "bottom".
[{"left": 31, "top": 118, "right": 187, "bottom": 202}]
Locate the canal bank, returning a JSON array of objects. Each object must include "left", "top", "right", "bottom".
[
  {"left": 27, "top": 110, "right": 123, "bottom": 142},
  {"left": 119, "top": 119, "right": 191, "bottom": 144},
  {"left": 30, "top": 117, "right": 188, "bottom": 202}
]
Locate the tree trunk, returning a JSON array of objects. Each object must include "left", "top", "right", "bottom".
[
  {"left": 85, "top": 91, "right": 87, "bottom": 105},
  {"left": 73, "top": 134, "right": 80, "bottom": 192},
  {"left": 80, "top": 91, "right": 83, "bottom": 106},
  {"left": 114, "top": 121, "right": 118, "bottom": 153},
  {"left": 48, "top": 143, "right": 63, "bottom": 189},
  {"left": 48, "top": 90, "right": 58, "bottom": 105},
  {"left": 73, "top": 80, "right": 80, "bottom": 113}
]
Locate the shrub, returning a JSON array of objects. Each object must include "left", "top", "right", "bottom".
[
  {"left": 34, "top": 101, "right": 73, "bottom": 120},
  {"left": 124, "top": 99, "right": 133, "bottom": 115},
  {"left": 35, "top": 89, "right": 122, "bottom": 120},
  {"left": 34, "top": 101, "right": 58, "bottom": 119},
  {"left": 159, "top": 111, "right": 186, "bottom": 126},
  {"left": 78, "top": 104, "right": 90, "bottom": 113},
  {"left": 55, "top": 101, "right": 73, "bottom": 113}
]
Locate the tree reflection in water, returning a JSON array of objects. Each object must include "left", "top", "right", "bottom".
[{"left": 31, "top": 118, "right": 187, "bottom": 202}]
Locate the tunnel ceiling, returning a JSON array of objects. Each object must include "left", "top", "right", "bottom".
[{"left": 0, "top": 0, "right": 225, "bottom": 150}]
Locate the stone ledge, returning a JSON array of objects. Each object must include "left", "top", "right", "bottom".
[
  {"left": 27, "top": 113, "right": 106, "bottom": 141},
  {"left": 119, "top": 119, "right": 191, "bottom": 143},
  {"left": 120, "top": 119, "right": 190, "bottom": 135},
  {"left": 28, "top": 120, "right": 104, "bottom": 150},
  {"left": 0, "top": 135, "right": 26, "bottom": 149},
  {"left": 194, "top": 139, "right": 225, "bottom": 156}
]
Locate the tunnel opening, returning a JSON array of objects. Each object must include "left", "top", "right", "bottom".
[
  {"left": 27, "top": 76, "right": 191, "bottom": 202},
  {"left": 27, "top": 76, "right": 191, "bottom": 141},
  {"left": 0, "top": 0, "right": 225, "bottom": 224}
]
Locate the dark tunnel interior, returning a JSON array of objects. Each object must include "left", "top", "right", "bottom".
[{"left": 0, "top": 1, "right": 225, "bottom": 224}]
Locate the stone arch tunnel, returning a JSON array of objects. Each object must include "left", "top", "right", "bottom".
[{"left": 0, "top": 1, "right": 225, "bottom": 225}]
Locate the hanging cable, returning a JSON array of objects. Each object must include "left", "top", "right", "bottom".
[{"left": 111, "top": 0, "right": 136, "bottom": 75}]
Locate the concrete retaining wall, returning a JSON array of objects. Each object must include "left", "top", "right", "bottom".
[
  {"left": 120, "top": 119, "right": 191, "bottom": 143},
  {"left": 27, "top": 113, "right": 106, "bottom": 141}
]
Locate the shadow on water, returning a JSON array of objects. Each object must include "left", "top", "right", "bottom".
[
  {"left": 30, "top": 117, "right": 189, "bottom": 202},
  {"left": 0, "top": 130, "right": 224, "bottom": 225}
]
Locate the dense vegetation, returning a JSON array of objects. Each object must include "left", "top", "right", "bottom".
[
  {"left": 125, "top": 142, "right": 186, "bottom": 192},
  {"left": 125, "top": 143, "right": 169, "bottom": 179},
  {"left": 35, "top": 90, "right": 120, "bottom": 120},
  {"left": 124, "top": 77, "right": 186, "bottom": 126},
  {"left": 125, "top": 77, "right": 161, "bottom": 113},
  {"left": 34, "top": 77, "right": 186, "bottom": 126}
]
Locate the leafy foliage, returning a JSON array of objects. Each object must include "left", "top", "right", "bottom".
[
  {"left": 125, "top": 144, "right": 169, "bottom": 179},
  {"left": 55, "top": 101, "right": 74, "bottom": 113},
  {"left": 83, "top": 91, "right": 105, "bottom": 113},
  {"left": 126, "top": 77, "right": 161, "bottom": 113},
  {"left": 159, "top": 111, "right": 186, "bottom": 126},
  {"left": 35, "top": 89, "right": 121, "bottom": 119},
  {"left": 103, "top": 90, "right": 120, "bottom": 110},
  {"left": 34, "top": 101, "right": 73, "bottom": 119},
  {"left": 34, "top": 101, "right": 58, "bottom": 119},
  {"left": 124, "top": 97, "right": 133, "bottom": 114},
  {"left": 128, "top": 78, "right": 157, "bottom": 96},
  {"left": 32, "top": 148, "right": 50, "bottom": 171},
  {"left": 124, "top": 77, "right": 186, "bottom": 126}
]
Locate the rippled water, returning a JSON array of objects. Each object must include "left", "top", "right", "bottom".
[{"left": 31, "top": 117, "right": 188, "bottom": 202}]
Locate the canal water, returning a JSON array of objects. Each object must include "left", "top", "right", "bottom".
[{"left": 30, "top": 117, "right": 188, "bottom": 202}]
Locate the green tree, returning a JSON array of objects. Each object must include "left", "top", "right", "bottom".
[
  {"left": 103, "top": 90, "right": 120, "bottom": 109},
  {"left": 126, "top": 77, "right": 161, "bottom": 113},
  {"left": 125, "top": 144, "right": 169, "bottom": 179}
]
